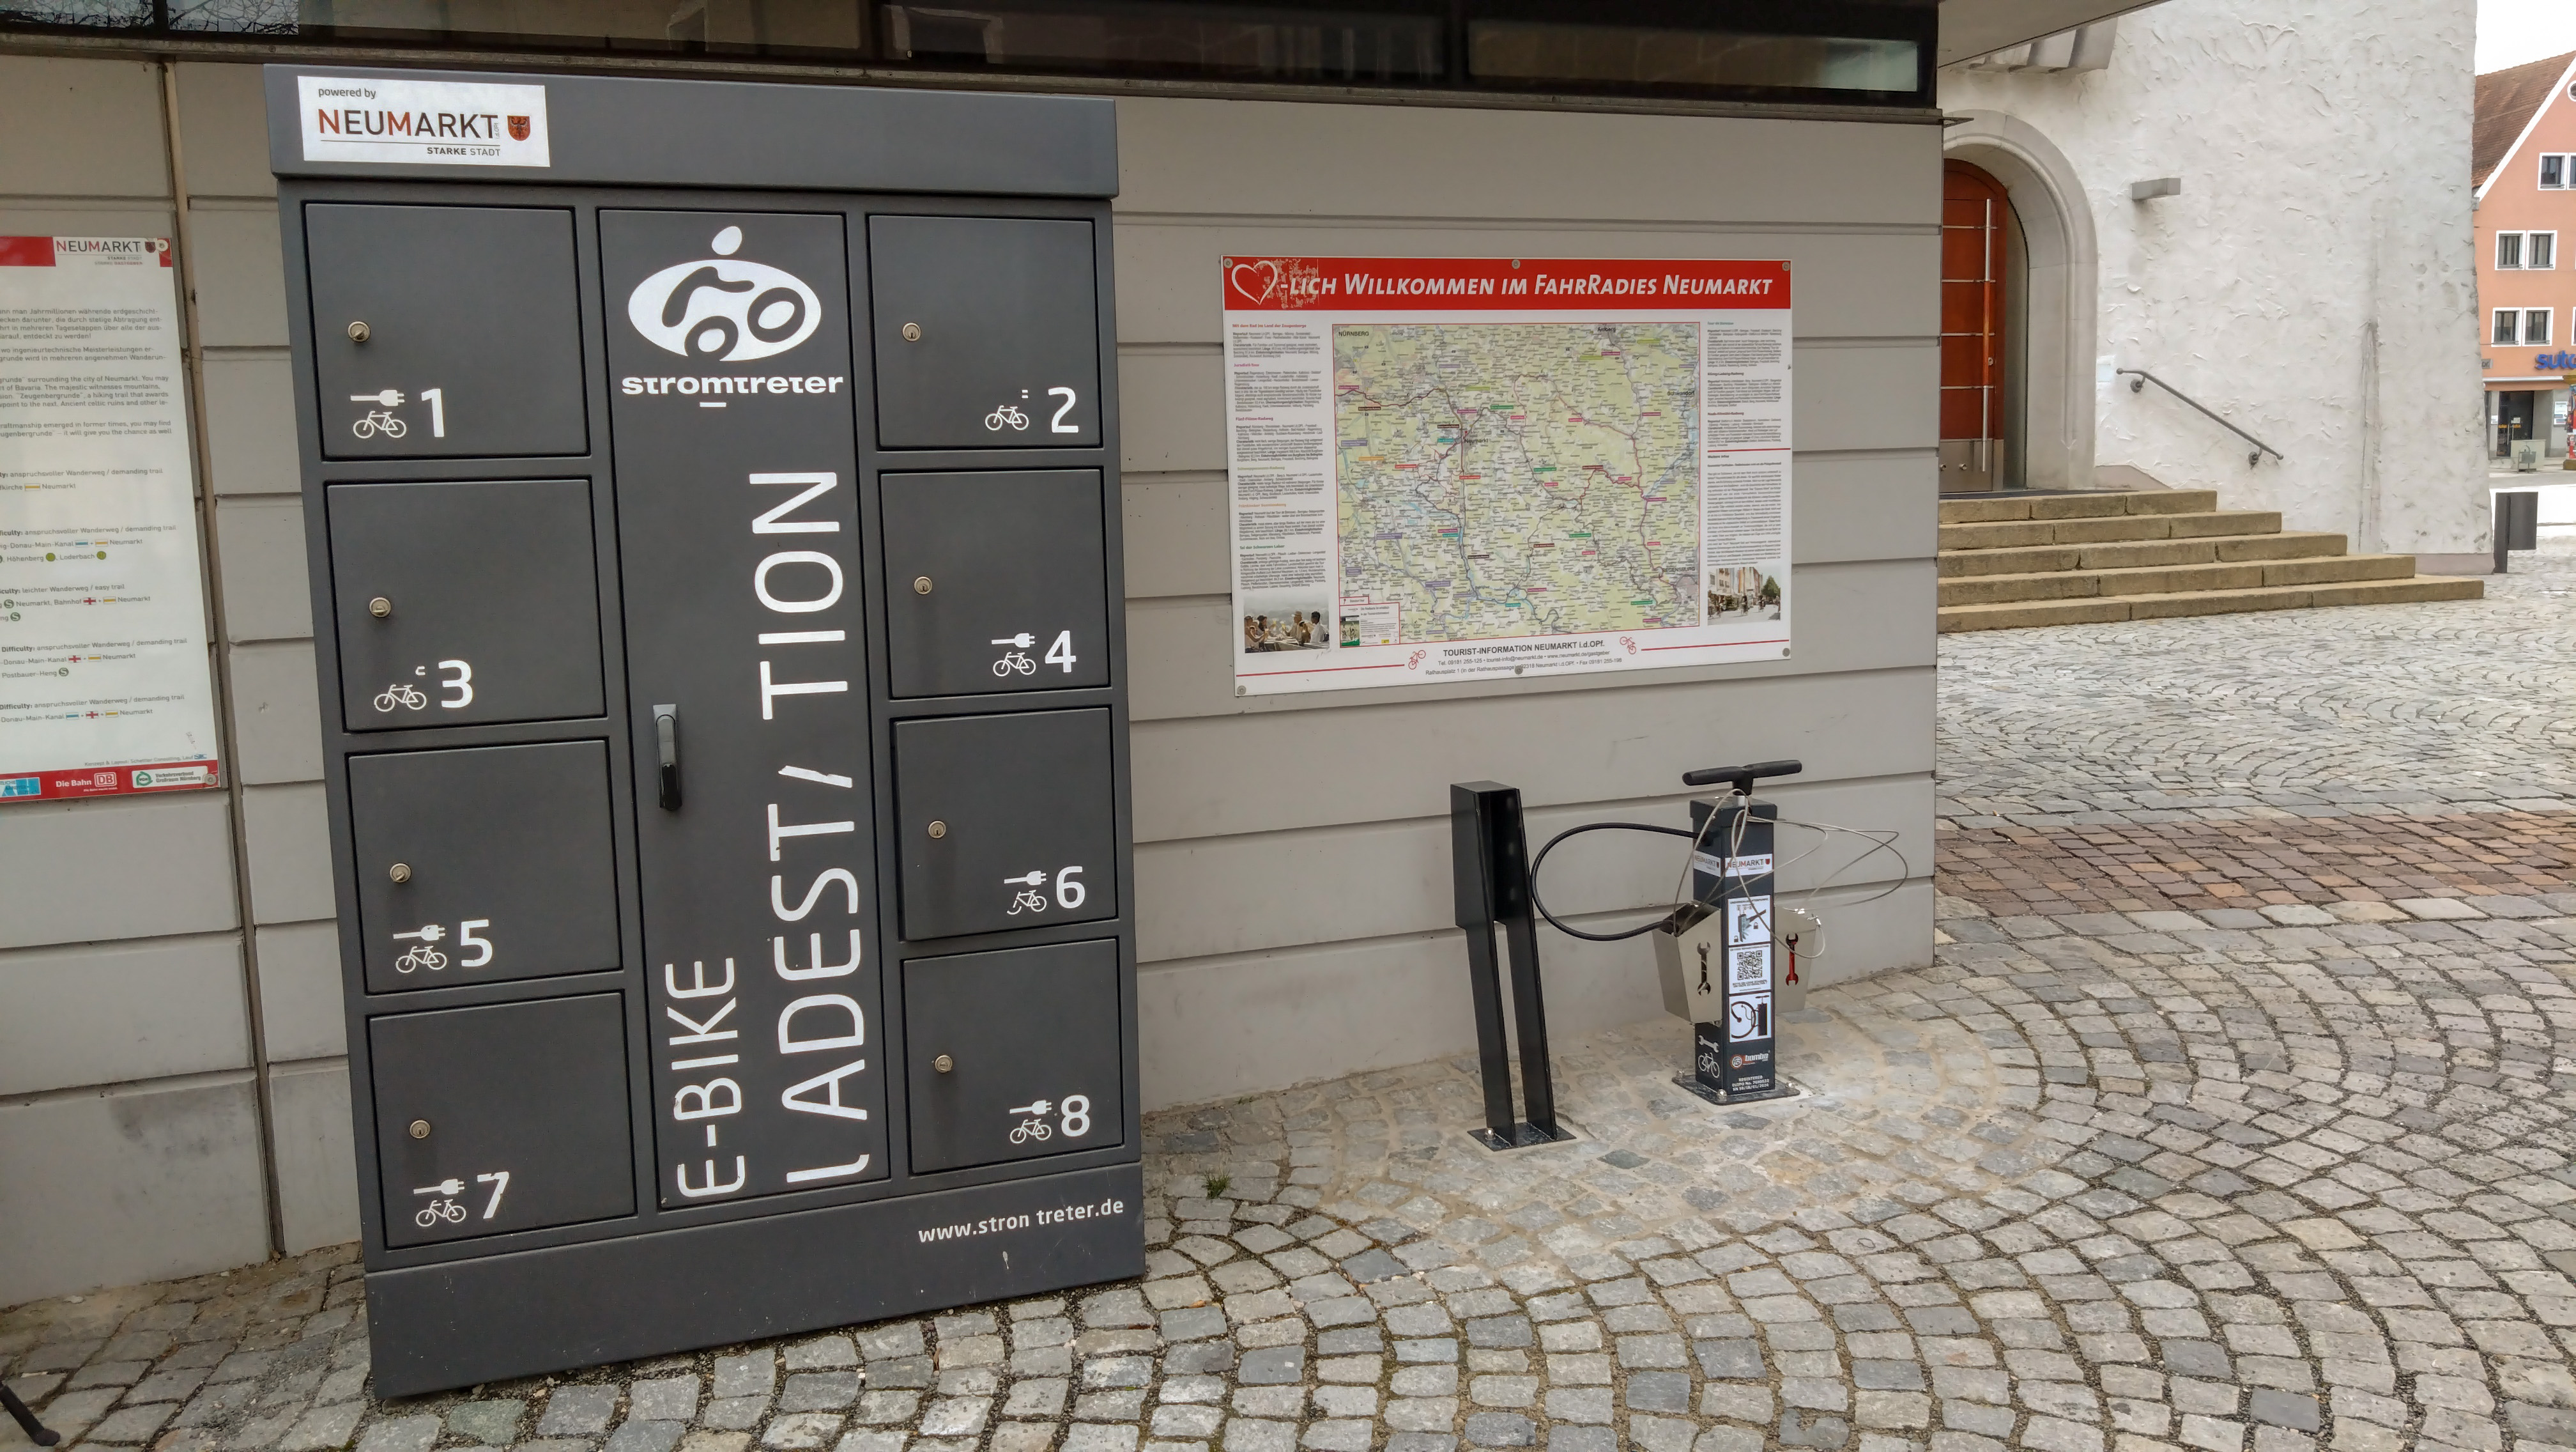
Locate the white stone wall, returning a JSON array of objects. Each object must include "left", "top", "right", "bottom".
[{"left": 1943, "top": 0, "right": 2488, "bottom": 553}]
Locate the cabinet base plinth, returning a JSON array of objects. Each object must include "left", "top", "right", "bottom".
[{"left": 365, "top": 1161, "right": 1143, "bottom": 1398}]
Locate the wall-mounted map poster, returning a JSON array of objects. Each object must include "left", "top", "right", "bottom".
[
  {"left": 1223, "top": 256, "right": 1790, "bottom": 696},
  {"left": 0, "top": 238, "right": 221, "bottom": 801}
]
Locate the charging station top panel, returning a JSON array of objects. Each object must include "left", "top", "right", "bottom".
[{"left": 264, "top": 66, "right": 1117, "bottom": 197}]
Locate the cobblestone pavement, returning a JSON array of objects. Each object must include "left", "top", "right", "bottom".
[
  {"left": 11, "top": 547, "right": 2576, "bottom": 1452},
  {"left": 1938, "top": 812, "right": 2576, "bottom": 918},
  {"left": 1938, "top": 540, "right": 2576, "bottom": 824}
]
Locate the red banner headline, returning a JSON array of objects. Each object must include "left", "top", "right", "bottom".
[{"left": 1223, "top": 256, "right": 1788, "bottom": 312}]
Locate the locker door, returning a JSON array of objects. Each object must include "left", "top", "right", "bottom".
[
  {"left": 371, "top": 994, "right": 633, "bottom": 1247},
  {"left": 327, "top": 479, "right": 604, "bottom": 730},
  {"left": 347, "top": 742, "right": 621, "bottom": 993},
  {"left": 893, "top": 709, "right": 1117, "bottom": 940},
  {"left": 870, "top": 216, "right": 1100, "bottom": 449},
  {"left": 880, "top": 470, "right": 1110, "bottom": 697},
  {"left": 306, "top": 205, "right": 588, "bottom": 459},
  {"left": 905, "top": 939, "right": 1122, "bottom": 1173}
]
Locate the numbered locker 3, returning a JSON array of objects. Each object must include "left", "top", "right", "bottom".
[
  {"left": 894, "top": 709, "right": 1117, "bottom": 940},
  {"left": 883, "top": 471, "right": 1110, "bottom": 697},
  {"left": 349, "top": 742, "right": 621, "bottom": 992},
  {"left": 305, "top": 204, "right": 589, "bottom": 460},
  {"left": 870, "top": 216, "right": 1100, "bottom": 449},
  {"left": 328, "top": 479, "right": 606, "bottom": 731},
  {"left": 371, "top": 994, "right": 634, "bottom": 1247},
  {"left": 906, "top": 939, "right": 1122, "bottom": 1173}
]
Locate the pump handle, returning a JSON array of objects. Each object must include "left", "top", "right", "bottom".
[{"left": 1681, "top": 759, "right": 1802, "bottom": 794}]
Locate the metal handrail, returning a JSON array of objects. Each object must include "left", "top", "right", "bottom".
[{"left": 2117, "top": 369, "right": 2283, "bottom": 467}]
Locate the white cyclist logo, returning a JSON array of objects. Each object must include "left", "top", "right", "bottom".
[{"left": 627, "top": 225, "right": 822, "bottom": 363}]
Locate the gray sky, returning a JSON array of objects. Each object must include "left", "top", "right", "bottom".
[{"left": 2481, "top": 0, "right": 2576, "bottom": 73}]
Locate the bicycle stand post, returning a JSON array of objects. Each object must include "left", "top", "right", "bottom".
[
  {"left": 1450, "top": 782, "right": 1574, "bottom": 1150},
  {"left": 2, "top": 1380, "right": 62, "bottom": 1447}
]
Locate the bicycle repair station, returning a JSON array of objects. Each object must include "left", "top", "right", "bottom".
[{"left": 273, "top": 70, "right": 1137, "bottom": 1394}]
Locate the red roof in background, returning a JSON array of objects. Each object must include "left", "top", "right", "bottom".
[{"left": 2476, "top": 50, "right": 2576, "bottom": 187}]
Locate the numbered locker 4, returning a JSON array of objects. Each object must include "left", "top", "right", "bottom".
[{"left": 882, "top": 470, "right": 1110, "bottom": 697}]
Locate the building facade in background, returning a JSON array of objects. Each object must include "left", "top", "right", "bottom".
[
  {"left": 2474, "top": 48, "right": 2576, "bottom": 465},
  {"left": 1939, "top": 0, "right": 2490, "bottom": 553}
]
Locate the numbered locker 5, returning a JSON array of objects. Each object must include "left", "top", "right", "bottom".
[
  {"left": 328, "top": 479, "right": 605, "bottom": 730},
  {"left": 305, "top": 204, "right": 589, "bottom": 460},
  {"left": 372, "top": 994, "right": 634, "bottom": 1247},
  {"left": 870, "top": 216, "right": 1100, "bottom": 449},
  {"left": 349, "top": 742, "right": 621, "bottom": 993},
  {"left": 906, "top": 939, "right": 1122, "bottom": 1173},
  {"left": 883, "top": 470, "right": 1110, "bottom": 697},
  {"left": 894, "top": 708, "right": 1116, "bottom": 939}
]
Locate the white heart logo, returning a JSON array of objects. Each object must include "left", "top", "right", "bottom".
[{"left": 1229, "top": 259, "right": 1282, "bottom": 305}]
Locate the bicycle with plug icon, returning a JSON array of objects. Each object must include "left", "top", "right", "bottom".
[{"left": 412, "top": 1170, "right": 510, "bottom": 1226}]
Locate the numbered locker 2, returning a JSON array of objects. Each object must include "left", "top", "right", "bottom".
[
  {"left": 305, "top": 204, "right": 589, "bottom": 459},
  {"left": 870, "top": 216, "right": 1100, "bottom": 449},
  {"left": 372, "top": 994, "right": 634, "bottom": 1247},
  {"left": 328, "top": 479, "right": 606, "bottom": 730},
  {"left": 894, "top": 708, "right": 1117, "bottom": 939},
  {"left": 348, "top": 742, "right": 621, "bottom": 993},
  {"left": 905, "top": 939, "right": 1121, "bottom": 1173},
  {"left": 882, "top": 470, "right": 1109, "bottom": 697}
]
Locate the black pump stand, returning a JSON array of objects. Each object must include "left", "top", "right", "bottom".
[{"left": 2, "top": 1381, "right": 62, "bottom": 1447}]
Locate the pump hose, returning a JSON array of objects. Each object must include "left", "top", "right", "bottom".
[{"left": 1524, "top": 822, "right": 1701, "bottom": 942}]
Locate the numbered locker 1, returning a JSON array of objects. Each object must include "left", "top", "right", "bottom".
[
  {"left": 305, "top": 205, "right": 589, "bottom": 460},
  {"left": 906, "top": 939, "right": 1122, "bottom": 1173},
  {"left": 328, "top": 480, "right": 606, "bottom": 731},
  {"left": 348, "top": 742, "right": 621, "bottom": 994},
  {"left": 870, "top": 215, "right": 1101, "bottom": 449},
  {"left": 882, "top": 470, "right": 1110, "bottom": 697},
  {"left": 893, "top": 708, "right": 1117, "bottom": 940},
  {"left": 372, "top": 994, "right": 634, "bottom": 1247}
]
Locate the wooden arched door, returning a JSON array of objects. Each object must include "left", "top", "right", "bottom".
[{"left": 1941, "top": 160, "right": 2011, "bottom": 491}]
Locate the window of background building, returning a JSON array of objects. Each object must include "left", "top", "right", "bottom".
[
  {"left": 0, "top": 0, "right": 1936, "bottom": 106},
  {"left": 2529, "top": 309, "right": 2554, "bottom": 345},
  {"left": 2497, "top": 308, "right": 2525, "bottom": 344},
  {"left": 2544, "top": 154, "right": 2572, "bottom": 189},
  {"left": 2501, "top": 233, "right": 2526, "bottom": 269},
  {"left": 2534, "top": 233, "right": 2557, "bottom": 270}
]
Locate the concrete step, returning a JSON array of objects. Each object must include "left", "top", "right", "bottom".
[
  {"left": 1937, "top": 488, "right": 2218, "bottom": 524},
  {"left": 1938, "top": 509, "right": 2283, "bottom": 552},
  {"left": 1936, "top": 575, "right": 2486, "bottom": 632},
  {"left": 1938, "top": 553, "right": 2419, "bottom": 606},
  {"left": 1937, "top": 530, "right": 2348, "bottom": 578}
]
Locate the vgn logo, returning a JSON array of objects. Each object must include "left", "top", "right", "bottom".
[{"left": 627, "top": 226, "right": 822, "bottom": 363}]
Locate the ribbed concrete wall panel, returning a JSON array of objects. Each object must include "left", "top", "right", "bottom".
[
  {"left": 0, "top": 796, "right": 239, "bottom": 951},
  {"left": 0, "top": 936, "right": 252, "bottom": 1095},
  {"left": 0, "top": 1077, "right": 270, "bottom": 1304}
]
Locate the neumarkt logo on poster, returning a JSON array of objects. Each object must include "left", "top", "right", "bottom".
[{"left": 297, "top": 75, "right": 551, "bottom": 167}]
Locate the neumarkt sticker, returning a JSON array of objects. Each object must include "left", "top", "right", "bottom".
[{"left": 298, "top": 76, "right": 551, "bottom": 168}]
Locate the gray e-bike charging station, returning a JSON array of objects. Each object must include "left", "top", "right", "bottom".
[{"left": 266, "top": 67, "right": 1139, "bottom": 1396}]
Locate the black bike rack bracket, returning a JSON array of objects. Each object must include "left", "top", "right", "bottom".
[{"left": 1449, "top": 782, "right": 1574, "bottom": 1151}]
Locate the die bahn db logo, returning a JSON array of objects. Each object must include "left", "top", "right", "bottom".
[{"left": 627, "top": 226, "right": 822, "bottom": 363}]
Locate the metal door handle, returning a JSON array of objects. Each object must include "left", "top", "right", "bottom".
[{"left": 654, "top": 704, "right": 681, "bottom": 810}]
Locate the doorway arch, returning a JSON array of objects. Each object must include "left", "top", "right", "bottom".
[{"left": 1942, "top": 112, "right": 2097, "bottom": 492}]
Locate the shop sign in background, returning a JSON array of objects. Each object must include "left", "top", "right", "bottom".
[{"left": 0, "top": 237, "right": 220, "bottom": 802}]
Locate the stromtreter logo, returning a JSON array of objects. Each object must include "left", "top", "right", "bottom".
[{"left": 627, "top": 226, "right": 822, "bottom": 363}]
